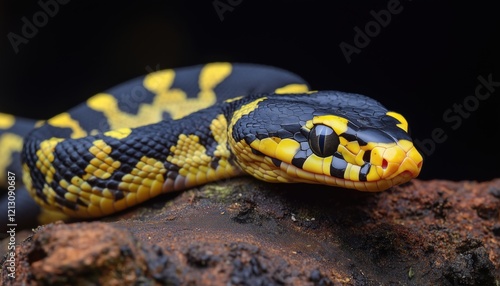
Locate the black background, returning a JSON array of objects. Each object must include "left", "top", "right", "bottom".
[{"left": 0, "top": 0, "right": 498, "bottom": 181}]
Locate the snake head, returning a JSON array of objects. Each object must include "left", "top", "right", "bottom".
[{"left": 229, "top": 91, "right": 423, "bottom": 192}]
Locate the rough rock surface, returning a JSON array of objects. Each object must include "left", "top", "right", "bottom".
[{"left": 2, "top": 178, "right": 500, "bottom": 285}]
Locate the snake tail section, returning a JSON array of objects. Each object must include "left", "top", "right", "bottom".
[{"left": 22, "top": 103, "right": 243, "bottom": 218}]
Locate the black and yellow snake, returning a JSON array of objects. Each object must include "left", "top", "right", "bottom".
[{"left": 0, "top": 62, "right": 423, "bottom": 224}]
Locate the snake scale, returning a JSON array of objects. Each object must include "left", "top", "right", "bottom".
[{"left": 0, "top": 62, "right": 423, "bottom": 224}]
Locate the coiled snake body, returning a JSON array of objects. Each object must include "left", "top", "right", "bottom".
[{"left": 0, "top": 63, "right": 423, "bottom": 222}]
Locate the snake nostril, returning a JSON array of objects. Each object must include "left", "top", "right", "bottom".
[
  {"left": 417, "top": 161, "right": 423, "bottom": 168},
  {"left": 382, "top": 159, "right": 388, "bottom": 169}
]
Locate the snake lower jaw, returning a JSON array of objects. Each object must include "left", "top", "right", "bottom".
[
  {"left": 387, "top": 170, "right": 418, "bottom": 185},
  {"left": 263, "top": 161, "right": 413, "bottom": 192}
]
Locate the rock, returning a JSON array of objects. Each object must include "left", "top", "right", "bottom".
[{"left": 2, "top": 178, "right": 500, "bottom": 285}]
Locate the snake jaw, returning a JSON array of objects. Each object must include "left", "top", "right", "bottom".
[{"left": 273, "top": 159, "right": 416, "bottom": 192}]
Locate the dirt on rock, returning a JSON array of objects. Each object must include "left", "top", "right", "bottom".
[{"left": 2, "top": 178, "right": 500, "bottom": 285}]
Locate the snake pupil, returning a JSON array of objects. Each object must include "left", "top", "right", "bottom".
[
  {"left": 308, "top": 124, "right": 339, "bottom": 157},
  {"left": 363, "top": 151, "right": 371, "bottom": 163}
]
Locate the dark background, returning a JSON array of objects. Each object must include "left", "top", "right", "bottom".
[{"left": 0, "top": 1, "right": 498, "bottom": 181}]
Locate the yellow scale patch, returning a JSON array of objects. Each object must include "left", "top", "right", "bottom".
[
  {"left": 0, "top": 133, "right": 23, "bottom": 186},
  {"left": 35, "top": 138, "right": 64, "bottom": 185},
  {"left": 115, "top": 156, "right": 167, "bottom": 214},
  {"left": 274, "top": 83, "right": 309, "bottom": 94},
  {"left": 47, "top": 112, "right": 87, "bottom": 139},
  {"left": 0, "top": 113, "right": 15, "bottom": 129},
  {"left": 84, "top": 139, "right": 121, "bottom": 180},
  {"left": 306, "top": 115, "right": 349, "bottom": 136},
  {"left": 224, "top": 96, "right": 244, "bottom": 103},
  {"left": 33, "top": 139, "right": 126, "bottom": 217},
  {"left": 229, "top": 97, "right": 267, "bottom": 130},
  {"left": 52, "top": 140, "right": 167, "bottom": 218},
  {"left": 233, "top": 136, "right": 322, "bottom": 184},
  {"left": 86, "top": 62, "right": 233, "bottom": 132},
  {"left": 210, "top": 114, "right": 233, "bottom": 161},
  {"left": 227, "top": 97, "right": 270, "bottom": 179},
  {"left": 386, "top": 111, "right": 409, "bottom": 132},
  {"left": 104, "top": 128, "right": 132, "bottom": 139},
  {"left": 25, "top": 138, "right": 71, "bottom": 214},
  {"left": 165, "top": 114, "right": 240, "bottom": 191}
]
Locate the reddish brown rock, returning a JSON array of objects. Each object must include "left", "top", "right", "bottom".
[{"left": 2, "top": 178, "right": 499, "bottom": 285}]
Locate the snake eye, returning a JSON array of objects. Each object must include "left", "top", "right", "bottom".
[{"left": 308, "top": 124, "right": 339, "bottom": 157}]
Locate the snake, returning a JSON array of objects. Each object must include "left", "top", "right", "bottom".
[{"left": 0, "top": 62, "right": 423, "bottom": 224}]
